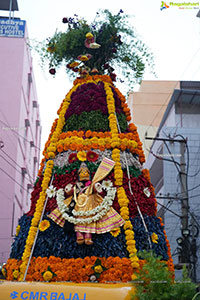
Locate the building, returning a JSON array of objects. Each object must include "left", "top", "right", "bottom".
[
  {"left": 128, "top": 80, "right": 179, "bottom": 158},
  {"left": 144, "top": 81, "right": 200, "bottom": 282},
  {"left": 0, "top": 2, "right": 41, "bottom": 263}
]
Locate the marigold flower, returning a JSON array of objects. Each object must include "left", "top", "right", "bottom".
[
  {"left": 94, "top": 265, "right": 103, "bottom": 274},
  {"left": 43, "top": 270, "right": 53, "bottom": 281},
  {"left": 15, "top": 225, "right": 20, "bottom": 236},
  {"left": 13, "top": 269, "right": 20, "bottom": 279},
  {"left": 85, "top": 32, "right": 94, "bottom": 39},
  {"left": 39, "top": 220, "right": 50, "bottom": 232},
  {"left": 110, "top": 228, "right": 121, "bottom": 237},
  {"left": 151, "top": 232, "right": 158, "bottom": 244},
  {"left": 77, "top": 150, "right": 87, "bottom": 161}
]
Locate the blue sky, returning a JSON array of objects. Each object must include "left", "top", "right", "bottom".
[{"left": 10, "top": 0, "right": 200, "bottom": 152}]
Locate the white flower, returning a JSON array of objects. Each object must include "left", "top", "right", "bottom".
[
  {"left": 143, "top": 187, "right": 151, "bottom": 198},
  {"left": 90, "top": 275, "right": 97, "bottom": 282},
  {"left": 46, "top": 185, "right": 56, "bottom": 198},
  {"left": 65, "top": 183, "right": 73, "bottom": 193},
  {"left": 89, "top": 42, "right": 101, "bottom": 49},
  {"left": 95, "top": 182, "right": 103, "bottom": 193},
  {"left": 102, "top": 180, "right": 113, "bottom": 191}
]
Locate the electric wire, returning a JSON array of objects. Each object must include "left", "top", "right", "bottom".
[
  {"left": 0, "top": 167, "right": 29, "bottom": 193},
  {"left": 0, "top": 118, "right": 41, "bottom": 151},
  {"left": 0, "top": 154, "right": 34, "bottom": 185},
  {"left": 0, "top": 148, "right": 35, "bottom": 184}
]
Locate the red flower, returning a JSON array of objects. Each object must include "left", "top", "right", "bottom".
[
  {"left": 68, "top": 153, "right": 78, "bottom": 163},
  {"left": 62, "top": 17, "right": 68, "bottom": 23},
  {"left": 49, "top": 68, "right": 56, "bottom": 75},
  {"left": 86, "top": 151, "right": 98, "bottom": 162}
]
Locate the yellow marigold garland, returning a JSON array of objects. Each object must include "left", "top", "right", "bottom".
[
  {"left": 55, "top": 136, "right": 137, "bottom": 154},
  {"left": 105, "top": 81, "right": 139, "bottom": 270},
  {"left": 19, "top": 159, "right": 54, "bottom": 281},
  {"left": 45, "top": 83, "right": 81, "bottom": 159}
]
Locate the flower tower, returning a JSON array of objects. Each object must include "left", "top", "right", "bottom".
[{"left": 4, "top": 10, "right": 174, "bottom": 284}]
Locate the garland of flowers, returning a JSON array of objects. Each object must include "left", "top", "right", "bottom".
[
  {"left": 45, "top": 83, "right": 82, "bottom": 159},
  {"left": 6, "top": 256, "right": 133, "bottom": 283},
  {"left": 128, "top": 123, "right": 145, "bottom": 163},
  {"left": 19, "top": 160, "right": 54, "bottom": 281},
  {"left": 104, "top": 81, "right": 140, "bottom": 272},
  {"left": 115, "top": 87, "right": 131, "bottom": 122},
  {"left": 59, "top": 130, "right": 144, "bottom": 140},
  {"left": 55, "top": 135, "right": 137, "bottom": 154},
  {"left": 56, "top": 184, "right": 116, "bottom": 224},
  {"left": 73, "top": 75, "right": 113, "bottom": 86},
  {"left": 158, "top": 217, "right": 175, "bottom": 277},
  {"left": 52, "top": 149, "right": 142, "bottom": 172}
]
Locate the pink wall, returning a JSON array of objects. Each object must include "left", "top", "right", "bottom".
[{"left": 0, "top": 21, "right": 41, "bottom": 263}]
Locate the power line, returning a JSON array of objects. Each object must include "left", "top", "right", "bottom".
[
  {"left": 0, "top": 118, "right": 41, "bottom": 151},
  {"left": 0, "top": 167, "right": 29, "bottom": 193},
  {"left": 156, "top": 201, "right": 181, "bottom": 218},
  {"left": 0, "top": 148, "right": 34, "bottom": 184},
  {"left": 0, "top": 153, "right": 34, "bottom": 184}
]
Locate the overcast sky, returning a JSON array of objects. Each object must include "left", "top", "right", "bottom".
[{"left": 9, "top": 0, "right": 200, "bottom": 153}]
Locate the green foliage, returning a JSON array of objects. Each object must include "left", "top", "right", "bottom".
[
  {"left": 132, "top": 251, "right": 197, "bottom": 300},
  {"left": 63, "top": 110, "right": 128, "bottom": 132},
  {"left": 129, "top": 165, "right": 141, "bottom": 177},
  {"left": 32, "top": 9, "right": 154, "bottom": 89}
]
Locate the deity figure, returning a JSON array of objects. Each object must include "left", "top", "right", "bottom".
[{"left": 48, "top": 157, "right": 125, "bottom": 245}]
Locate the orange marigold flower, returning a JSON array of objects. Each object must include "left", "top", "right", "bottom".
[{"left": 57, "top": 144, "right": 63, "bottom": 152}]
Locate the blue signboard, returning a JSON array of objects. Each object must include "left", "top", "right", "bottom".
[{"left": 0, "top": 18, "right": 26, "bottom": 38}]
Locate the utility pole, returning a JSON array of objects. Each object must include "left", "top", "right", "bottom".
[
  {"left": 146, "top": 135, "right": 199, "bottom": 281},
  {"left": 179, "top": 141, "right": 190, "bottom": 263}
]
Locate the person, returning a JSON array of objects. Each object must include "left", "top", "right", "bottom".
[{"left": 48, "top": 157, "right": 125, "bottom": 245}]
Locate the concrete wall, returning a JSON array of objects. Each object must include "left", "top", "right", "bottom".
[
  {"left": 128, "top": 80, "right": 179, "bottom": 159},
  {"left": 0, "top": 22, "right": 41, "bottom": 263}
]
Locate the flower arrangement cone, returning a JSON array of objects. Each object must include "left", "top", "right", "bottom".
[
  {"left": 4, "top": 74, "right": 174, "bottom": 284},
  {"left": 3, "top": 10, "right": 174, "bottom": 287}
]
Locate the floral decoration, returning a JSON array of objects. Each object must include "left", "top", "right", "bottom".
[
  {"left": 5, "top": 54, "right": 173, "bottom": 283},
  {"left": 19, "top": 159, "right": 54, "bottom": 281},
  {"left": 68, "top": 152, "right": 78, "bottom": 163},
  {"left": 43, "top": 270, "right": 53, "bottom": 282},
  {"left": 35, "top": 10, "right": 154, "bottom": 91},
  {"left": 56, "top": 185, "right": 116, "bottom": 223},
  {"left": 110, "top": 227, "right": 121, "bottom": 237},
  {"left": 46, "top": 185, "right": 56, "bottom": 198},
  {"left": 39, "top": 220, "right": 50, "bottom": 232},
  {"left": 15, "top": 225, "right": 20, "bottom": 237},
  {"left": 86, "top": 150, "right": 98, "bottom": 162},
  {"left": 5, "top": 256, "right": 133, "bottom": 283},
  {"left": 77, "top": 151, "right": 87, "bottom": 161},
  {"left": 92, "top": 258, "right": 107, "bottom": 278},
  {"left": 151, "top": 232, "right": 158, "bottom": 244}
]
